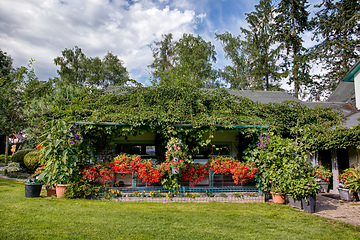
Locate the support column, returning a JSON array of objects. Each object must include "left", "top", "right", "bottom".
[{"left": 330, "top": 149, "right": 339, "bottom": 194}]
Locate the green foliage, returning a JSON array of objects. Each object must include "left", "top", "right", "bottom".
[
  {"left": 339, "top": 166, "right": 360, "bottom": 192},
  {"left": 11, "top": 149, "right": 34, "bottom": 168},
  {"left": 150, "top": 33, "right": 218, "bottom": 88},
  {"left": 54, "top": 46, "right": 134, "bottom": 88},
  {"left": 216, "top": 0, "right": 283, "bottom": 90},
  {"left": 0, "top": 50, "right": 30, "bottom": 169},
  {"left": 250, "top": 135, "right": 319, "bottom": 198},
  {"left": 240, "top": 0, "right": 283, "bottom": 90},
  {"left": 314, "top": 164, "right": 333, "bottom": 182},
  {"left": 64, "top": 180, "right": 93, "bottom": 199},
  {"left": 215, "top": 31, "right": 253, "bottom": 89},
  {"left": 25, "top": 179, "right": 42, "bottom": 185},
  {"left": 3, "top": 162, "right": 20, "bottom": 174},
  {"left": 24, "top": 83, "right": 342, "bottom": 153},
  {"left": 23, "top": 150, "right": 40, "bottom": 173},
  {"left": 311, "top": 0, "right": 360, "bottom": 94},
  {"left": 275, "top": 0, "right": 312, "bottom": 98},
  {"left": 38, "top": 120, "right": 88, "bottom": 185},
  {"left": 0, "top": 154, "right": 11, "bottom": 163}
]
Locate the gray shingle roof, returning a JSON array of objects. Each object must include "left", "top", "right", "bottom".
[
  {"left": 326, "top": 81, "right": 355, "bottom": 104},
  {"left": 343, "top": 111, "right": 360, "bottom": 128},
  {"left": 227, "top": 89, "right": 300, "bottom": 104}
]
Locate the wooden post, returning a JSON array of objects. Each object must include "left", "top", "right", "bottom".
[{"left": 4, "top": 135, "right": 9, "bottom": 175}]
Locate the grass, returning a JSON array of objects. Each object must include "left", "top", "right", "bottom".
[{"left": 1, "top": 178, "right": 360, "bottom": 240}]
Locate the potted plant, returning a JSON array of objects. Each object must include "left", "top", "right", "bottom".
[
  {"left": 165, "top": 137, "right": 188, "bottom": 175},
  {"left": 313, "top": 165, "right": 332, "bottom": 193},
  {"left": 25, "top": 179, "right": 43, "bottom": 198},
  {"left": 252, "top": 135, "right": 309, "bottom": 204},
  {"left": 338, "top": 166, "right": 360, "bottom": 201},
  {"left": 299, "top": 177, "right": 319, "bottom": 213},
  {"left": 37, "top": 121, "right": 85, "bottom": 198}
]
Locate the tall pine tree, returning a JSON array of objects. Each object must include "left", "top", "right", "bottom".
[
  {"left": 311, "top": 0, "right": 360, "bottom": 93},
  {"left": 275, "top": 0, "right": 312, "bottom": 98},
  {"left": 240, "top": 0, "right": 283, "bottom": 90}
]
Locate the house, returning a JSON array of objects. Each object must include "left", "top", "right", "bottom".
[{"left": 75, "top": 88, "right": 301, "bottom": 188}]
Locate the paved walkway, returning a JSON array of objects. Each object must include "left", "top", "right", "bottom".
[{"left": 314, "top": 193, "right": 360, "bottom": 226}]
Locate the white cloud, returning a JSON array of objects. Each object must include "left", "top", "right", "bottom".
[{"left": 0, "top": 0, "right": 197, "bottom": 83}]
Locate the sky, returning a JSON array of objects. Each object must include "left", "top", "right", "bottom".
[{"left": 0, "top": 0, "right": 322, "bottom": 86}]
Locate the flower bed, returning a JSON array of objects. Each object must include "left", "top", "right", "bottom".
[{"left": 90, "top": 186, "right": 264, "bottom": 203}]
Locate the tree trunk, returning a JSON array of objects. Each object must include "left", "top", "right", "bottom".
[{"left": 4, "top": 135, "right": 9, "bottom": 175}]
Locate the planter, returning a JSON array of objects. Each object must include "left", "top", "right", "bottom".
[
  {"left": 55, "top": 184, "right": 71, "bottom": 198},
  {"left": 289, "top": 197, "right": 302, "bottom": 209},
  {"left": 25, "top": 184, "right": 42, "bottom": 198},
  {"left": 302, "top": 195, "right": 316, "bottom": 213},
  {"left": 46, "top": 188, "right": 56, "bottom": 197},
  {"left": 338, "top": 187, "right": 355, "bottom": 201},
  {"left": 271, "top": 192, "right": 286, "bottom": 204},
  {"left": 318, "top": 181, "right": 330, "bottom": 193}
]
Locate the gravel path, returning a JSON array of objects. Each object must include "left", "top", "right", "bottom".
[{"left": 315, "top": 193, "right": 360, "bottom": 226}]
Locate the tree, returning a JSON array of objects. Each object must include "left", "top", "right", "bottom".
[
  {"left": 149, "top": 33, "right": 218, "bottom": 88},
  {"left": 0, "top": 50, "right": 28, "bottom": 174},
  {"left": 240, "top": 0, "right": 283, "bottom": 90},
  {"left": 149, "top": 33, "right": 175, "bottom": 83},
  {"left": 275, "top": 0, "right": 312, "bottom": 98},
  {"left": 54, "top": 46, "right": 133, "bottom": 88},
  {"left": 311, "top": 0, "right": 360, "bottom": 93},
  {"left": 215, "top": 31, "right": 253, "bottom": 89},
  {"left": 215, "top": 0, "right": 283, "bottom": 90}
]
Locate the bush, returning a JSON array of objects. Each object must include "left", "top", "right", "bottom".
[
  {"left": 12, "top": 149, "right": 35, "bottom": 168},
  {"left": 24, "top": 150, "right": 41, "bottom": 173},
  {"left": 0, "top": 154, "right": 11, "bottom": 163}
]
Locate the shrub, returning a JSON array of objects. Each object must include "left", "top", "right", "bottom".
[
  {"left": 24, "top": 150, "right": 41, "bottom": 173},
  {"left": 11, "top": 149, "right": 34, "bottom": 168},
  {"left": 0, "top": 154, "right": 11, "bottom": 163}
]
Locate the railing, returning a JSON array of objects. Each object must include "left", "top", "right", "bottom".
[{"left": 95, "top": 186, "right": 264, "bottom": 203}]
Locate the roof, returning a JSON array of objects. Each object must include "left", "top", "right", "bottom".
[
  {"left": 227, "top": 90, "right": 300, "bottom": 104},
  {"left": 343, "top": 111, "right": 360, "bottom": 128},
  {"left": 326, "top": 81, "right": 355, "bottom": 103}
]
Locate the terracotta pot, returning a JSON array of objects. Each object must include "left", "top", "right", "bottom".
[
  {"left": 271, "top": 192, "right": 286, "bottom": 204},
  {"left": 55, "top": 184, "right": 71, "bottom": 198},
  {"left": 46, "top": 188, "right": 56, "bottom": 197}
]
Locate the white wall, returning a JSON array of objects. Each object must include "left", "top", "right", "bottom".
[{"left": 354, "top": 70, "right": 360, "bottom": 109}]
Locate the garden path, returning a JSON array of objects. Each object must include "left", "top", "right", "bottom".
[{"left": 314, "top": 193, "right": 360, "bottom": 226}]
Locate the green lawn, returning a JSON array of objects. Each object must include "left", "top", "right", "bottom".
[{"left": 0, "top": 178, "right": 359, "bottom": 240}]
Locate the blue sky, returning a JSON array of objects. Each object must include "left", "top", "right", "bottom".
[{"left": 0, "top": 0, "right": 322, "bottom": 86}]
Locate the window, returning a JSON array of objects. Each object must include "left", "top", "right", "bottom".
[
  {"left": 194, "top": 144, "right": 231, "bottom": 159},
  {"left": 115, "top": 144, "right": 157, "bottom": 157}
]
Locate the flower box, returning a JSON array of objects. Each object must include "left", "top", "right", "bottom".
[{"left": 338, "top": 187, "right": 356, "bottom": 201}]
